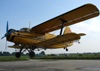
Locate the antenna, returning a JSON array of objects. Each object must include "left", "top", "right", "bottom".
[{"left": 29, "top": 22, "right": 31, "bottom": 29}]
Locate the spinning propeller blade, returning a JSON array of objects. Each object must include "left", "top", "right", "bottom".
[{"left": 1, "top": 21, "right": 9, "bottom": 49}]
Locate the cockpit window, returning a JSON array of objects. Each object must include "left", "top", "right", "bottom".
[{"left": 20, "top": 28, "right": 30, "bottom": 32}]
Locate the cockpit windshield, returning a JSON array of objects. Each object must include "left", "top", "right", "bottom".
[{"left": 20, "top": 28, "right": 30, "bottom": 32}]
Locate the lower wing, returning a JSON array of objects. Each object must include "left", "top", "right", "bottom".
[
  {"left": 8, "top": 33, "right": 85, "bottom": 49},
  {"left": 36, "top": 33, "right": 83, "bottom": 48}
]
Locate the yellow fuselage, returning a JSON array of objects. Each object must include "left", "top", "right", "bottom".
[{"left": 7, "top": 32, "right": 72, "bottom": 49}]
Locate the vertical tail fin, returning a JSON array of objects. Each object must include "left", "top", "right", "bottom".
[
  {"left": 63, "top": 27, "right": 72, "bottom": 34},
  {"left": 64, "top": 27, "right": 73, "bottom": 47}
]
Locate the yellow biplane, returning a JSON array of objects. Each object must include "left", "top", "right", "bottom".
[{"left": 1, "top": 3, "right": 99, "bottom": 58}]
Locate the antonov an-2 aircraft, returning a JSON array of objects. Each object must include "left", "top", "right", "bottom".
[{"left": 1, "top": 3, "right": 99, "bottom": 58}]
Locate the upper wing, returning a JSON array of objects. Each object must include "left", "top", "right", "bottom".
[{"left": 30, "top": 4, "right": 99, "bottom": 34}]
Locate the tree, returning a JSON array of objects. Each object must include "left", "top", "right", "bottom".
[
  {"left": 11, "top": 52, "right": 16, "bottom": 56},
  {"left": 3, "top": 51, "right": 10, "bottom": 56},
  {"left": 0, "top": 51, "right": 2, "bottom": 56}
]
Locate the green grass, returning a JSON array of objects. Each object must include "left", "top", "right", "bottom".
[
  {"left": 1, "top": 53, "right": 100, "bottom": 61},
  {"left": 0, "top": 56, "right": 29, "bottom": 61},
  {"left": 34, "top": 53, "right": 100, "bottom": 60}
]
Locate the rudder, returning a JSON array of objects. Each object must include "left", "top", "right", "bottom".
[{"left": 63, "top": 27, "right": 72, "bottom": 34}]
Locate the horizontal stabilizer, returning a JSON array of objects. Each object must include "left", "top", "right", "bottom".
[{"left": 78, "top": 33, "right": 86, "bottom": 36}]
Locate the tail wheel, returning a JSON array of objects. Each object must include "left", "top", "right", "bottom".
[
  {"left": 15, "top": 52, "right": 21, "bottom": 58},
  {"left": 66, "top": 48, "right": 68, "bottom": 51},
  {"left": 64, "top": 48, "right": 68, "bottom": 51},
  {"left": 29, "top": 51, "right": 35, "bottom": 58}
]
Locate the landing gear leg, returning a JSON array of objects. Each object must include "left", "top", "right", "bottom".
[{"left": 15, "top": 47, "right": 23, "bottom": 58}]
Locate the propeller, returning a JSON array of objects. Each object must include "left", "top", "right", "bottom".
[
  {"left": 1, "top": 21, "right": 9, "bottom": 49},
  {"left": 1, "top": 21, "right": 9, "bottom": 39},
  {"left": 1, "top": 21, "right": 17, "bottom": 49},
  {"left": 6, "top": 21, "right": 9, "bottom": 33}
]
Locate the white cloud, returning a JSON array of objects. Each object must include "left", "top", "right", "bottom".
[
  {"left": 70, "top": 18, "right": 100, "bottom": 34},
  {"left": 67, "top": 17, "right": 100, "bottom": 53}
]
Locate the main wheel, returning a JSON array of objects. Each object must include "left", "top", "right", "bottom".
[
  {"left": 29, "top": 51, "right": 35, "bottom": 59},
  {"left": 15, "top": 52, "right": 21, "bottom": 58}
]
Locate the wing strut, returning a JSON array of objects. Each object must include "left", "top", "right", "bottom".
[{"left": 59, "top": 19, "right": 67, "bottom": 35}]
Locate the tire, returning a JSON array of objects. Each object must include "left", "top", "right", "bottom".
[
  {"left": 29, "top": 51, "right": 35, "bottom": 59},
  {"left": 15, "top": 52, "right": 21, "bottom": 58}
]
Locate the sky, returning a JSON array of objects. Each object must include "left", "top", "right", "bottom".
[{"left": 0, "top": 0, "right": 100, "bottom": 54}]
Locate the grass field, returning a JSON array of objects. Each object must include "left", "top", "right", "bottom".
[
  {"left": 0, "top": 53, "right": 100, "bottom": 61},
  {"left": 34, "top": 53, "right": 100, "bottom": 60},
  {"left": 0, "top": 56, "right": 29, "bottom": 61}
]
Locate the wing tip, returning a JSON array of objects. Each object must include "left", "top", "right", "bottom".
[{"left": 85, "top": 3, "right": 100, "bottom": 15}]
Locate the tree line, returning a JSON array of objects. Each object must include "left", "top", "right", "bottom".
[{"left": 0, "top": 51, "right": 45, "bottom": 56}]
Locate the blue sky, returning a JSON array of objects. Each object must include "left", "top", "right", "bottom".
[{"left": 0, "top": 0, "right": 100, "bottom": 54}]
